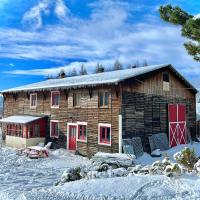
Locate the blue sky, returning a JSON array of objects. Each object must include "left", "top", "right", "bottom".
[{"left": 0, "top": 0, "right": 199, "bottom": 91}]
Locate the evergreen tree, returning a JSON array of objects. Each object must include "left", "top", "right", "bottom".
[
  {"left": 134, "top": 60, "right": 140, "bottom": 68},
  {"left": 70, "top": 68, "right": 78, "bottom": 76},
  {"left": 159, "top": 5, "right": 200, "bottom": 61},
  {"left": 113, "top": 60, "right": 123, "bottom": 70},
  {"left": 143, "top": 60, "right": 148, "bottom": 67},
  {"left": 79, "top": 64, "right": 88, "bottom": 75},
  {"left": 57, "top": 69, "right": 66, "bottom": 78},
  {"left": 95, "top": 63, "right": 104, "bottom": 73}
]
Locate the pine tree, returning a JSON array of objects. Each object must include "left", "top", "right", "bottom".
[
  {"left": 113, "top": 60, "right": 123, "bottom": 70},
  {"left": 159, "top": 5, "right": 200, "bottom": 61},
  {"left": 79, "top": 64, "right": 88, "bottom": 75},
  {"left": 143, "top": 60, "right": 148, "bottom": 67},
  {"left": 95, "top": 63, "right": 104, "bottom": 73},
  {"left": 134, "top": 60, "right": 140, "bottom": 68},
  {"left": 57, "top": 69, "right": 66, "bottom": 78},
  {"left": 70, "top": 68, "right": 77, "bottom": 76}
]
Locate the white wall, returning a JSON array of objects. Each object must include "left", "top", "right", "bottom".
[{"left": 6, "top": 135, "right": 45, "bottom": 149}]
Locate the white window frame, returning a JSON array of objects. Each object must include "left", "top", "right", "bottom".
[
  {"left": 67, "top": 123, "right": 78, "bottom": 150},
  {"left": 30, "top": 93, "right": 37, "bottom": 109},
  {"left": 50, "top": 120, "right": 59, "bottom": 138},
  {"left": 76, "top": 122, "right": 87, "bottom": 143},
  {"left": 51, "top": 91, "right": 60, "bottom": 108},
  {"left": 98, "top": 123, "right": 112, "bottom": 146}
]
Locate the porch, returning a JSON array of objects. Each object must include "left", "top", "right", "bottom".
[{"left": 0, "top": 115, "right": 47, "bottom": 148}]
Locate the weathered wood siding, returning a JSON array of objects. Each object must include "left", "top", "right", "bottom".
[
  {"left": 121, "top": 69, "right": 196, "bottom": 152},
  {"left": 3, "top": 87, "right": 121, "bottom": 157}
]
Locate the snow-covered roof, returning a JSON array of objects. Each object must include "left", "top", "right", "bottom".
[
  {"left": 0, "top": 115, "right": 43, "bottom": 124},
  {"left": 1, "top": 64, "right": 197, "bottom": 93}
]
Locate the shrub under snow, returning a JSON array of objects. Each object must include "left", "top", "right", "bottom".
[
  {"left": 174, "top": 147, "right": 198, "bottom": 171},
  {"left": 55, "top": 149, "right": 200, "bottom": 186}
]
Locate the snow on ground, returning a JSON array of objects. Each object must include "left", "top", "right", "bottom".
[
  {"left": 0, "top": 147, "right": 89, "bottom": 200},
  {"left": 137, "top": 142, "right": 200, "bottom": 165},
  {"left": 1, "top": 127, "right": 200, "bottom": 200}
]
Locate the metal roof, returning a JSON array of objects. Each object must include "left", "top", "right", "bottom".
[
  {"left": 0, "top": 115, "right": 43, "bottom": 124},
  {"left": 1, "top": 64, "right": 197, "bottom": 93}
]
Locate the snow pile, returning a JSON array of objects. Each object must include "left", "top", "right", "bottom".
[{"left": 91, "top": 152, "right": 135, "bottom": 167}]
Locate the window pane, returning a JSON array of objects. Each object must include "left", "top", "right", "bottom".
[
  {"left": 101, "top": 127, "right": 106, "bottom": 140},
  {"left": 73, "top": 93, "right": 77, "bottom": 106},
  {"left": 163, "top": 72, "right": 169, "bottom": 82},
  {"left": 104, "top": 92, "right": 109, "bottom": 106},
  {"left": 31, "top": 94, "right": 37, "bottom": 107},
  {"left": 99, "top": 93, "right": 104, "bottom": 107},
  {"left": 52, "top": 92, "right": 60, "bottom": 106},
  {"left": 34, "top": 124, "right": 40, "bottom": 137},
  {"left": 106, "top": 127, "right": 110, "bottom": 142},
  {"left": 78, "top": 125, "right": 86, "bottom": 140}
]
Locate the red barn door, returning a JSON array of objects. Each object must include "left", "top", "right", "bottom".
[
  {"left": 68, "top": 125, "right": 77, "bottom": 150},
  {"left": 168, "top": 104, "right": 186, "bottom": 147}
]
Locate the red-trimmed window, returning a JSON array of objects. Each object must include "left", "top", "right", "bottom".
[
  {"left": 50, "top": 121, "right": 59, "bottom": 138},
  {"left": 99, "top": 124, "right": 111, "bottom": 145},
  {"left": 51, "top": 91, "right": 60, "bottom": 107},
  {"left": 77, "top": 124, "right": 87, "bottom": 141},
  {"left": 30, "top": 93, "right": 37, "bottom": 108}
]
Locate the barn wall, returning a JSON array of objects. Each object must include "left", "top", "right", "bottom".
[
  {"left": 121, "top": 68, "right": 196, "bottom": 151},
  {"left": 3, "top": 87, "right": 121, "bottom": 157},
  {"left": 122, "top": 68, "right": 195, "bottom": 99}
]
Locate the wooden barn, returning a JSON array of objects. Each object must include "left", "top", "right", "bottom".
[{"left": 0, "top": 64, "right": 197, "bottom": 156}]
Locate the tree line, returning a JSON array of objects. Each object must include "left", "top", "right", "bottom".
[{"left": 47, "top": 59, "right": 149, "bottom": 79}]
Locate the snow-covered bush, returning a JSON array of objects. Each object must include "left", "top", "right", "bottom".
[
  {"left": 174, "top": 147, "right": 197, "bottom": 171},
  {"left": 164, "top": 163, "right": 181, "bottom": 177}
]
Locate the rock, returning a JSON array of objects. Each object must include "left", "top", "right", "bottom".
[
  {"left": 151, "top": 149, "right": 161, "bottom": 157},
  {"left": 91, "top": 152, "right": 135, "bottom": 168},
  {"left": 112, "top": 168, "right": 128, "bottom": 177},
  {"left": 97, "top": 163, "right": 109, "bottom": 172}
]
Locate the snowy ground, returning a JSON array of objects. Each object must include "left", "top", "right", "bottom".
[
  {"left": 1, "top": 134, "right": 200, "bottom": 199},
  {"left": 0, "top": 147, "right": 89, "bottom": 200}
]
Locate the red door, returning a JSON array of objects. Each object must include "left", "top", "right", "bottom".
[
  {"left": 168, "top": 104, "right": 186, "bottom": 147},
  {"left": 68, "top": 125, "right": 77, "bottom": 150}
]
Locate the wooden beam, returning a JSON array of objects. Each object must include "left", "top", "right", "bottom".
[
  {"left": 64, "top": 89, "right": 68, "bottom": 100},
  {"left": 88, "top": 88, "right": 93, "bottom": 98},
  {"left": 42, "top": 91, "right": 46, "bottom": 100}
]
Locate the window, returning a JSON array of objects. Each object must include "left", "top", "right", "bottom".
[
  {"left": 30, "top": 93, "right": 37, "bottom": 108},
  {"left": 34, "top": 124, "right": 40, "bottom": 137},
  {"left": 7, "top": 124, "right": 22, "bottom": 137},
  {"left": 50, "top": 121, "right": 59, "bottom": 138},
  {"left": 29, "top": 125, "right": 33, "bottom": 138},
  {"left": 77, "top": 123, "right": 87, "bottom": 142},
  {"left": 98, "top": 124, "right": 111, "bottom": 145},
  {"left": 51, "top": 91, "right": 60, "bottom": 108},
  {"left": 163, "top": 72, "right": 170, "bottom": 91},
  {"left": 73, "top": 93, "right": 81, "bottom": 107},
  {"left": 163, "top": 72, "right": 169, "bottom": 82},
  {"left": 99, "top": 92, "right": 109, "bottom": 107}
]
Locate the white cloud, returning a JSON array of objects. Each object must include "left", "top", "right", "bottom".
[
  {"left": 22, "top": 0, "right": 50, "bottom": 29},
  {"left": 55, "top": 0, "right": 70, "bottom": 22},
  {"left": 22, "top": 0, "right": 69, "bottom": 29}
]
